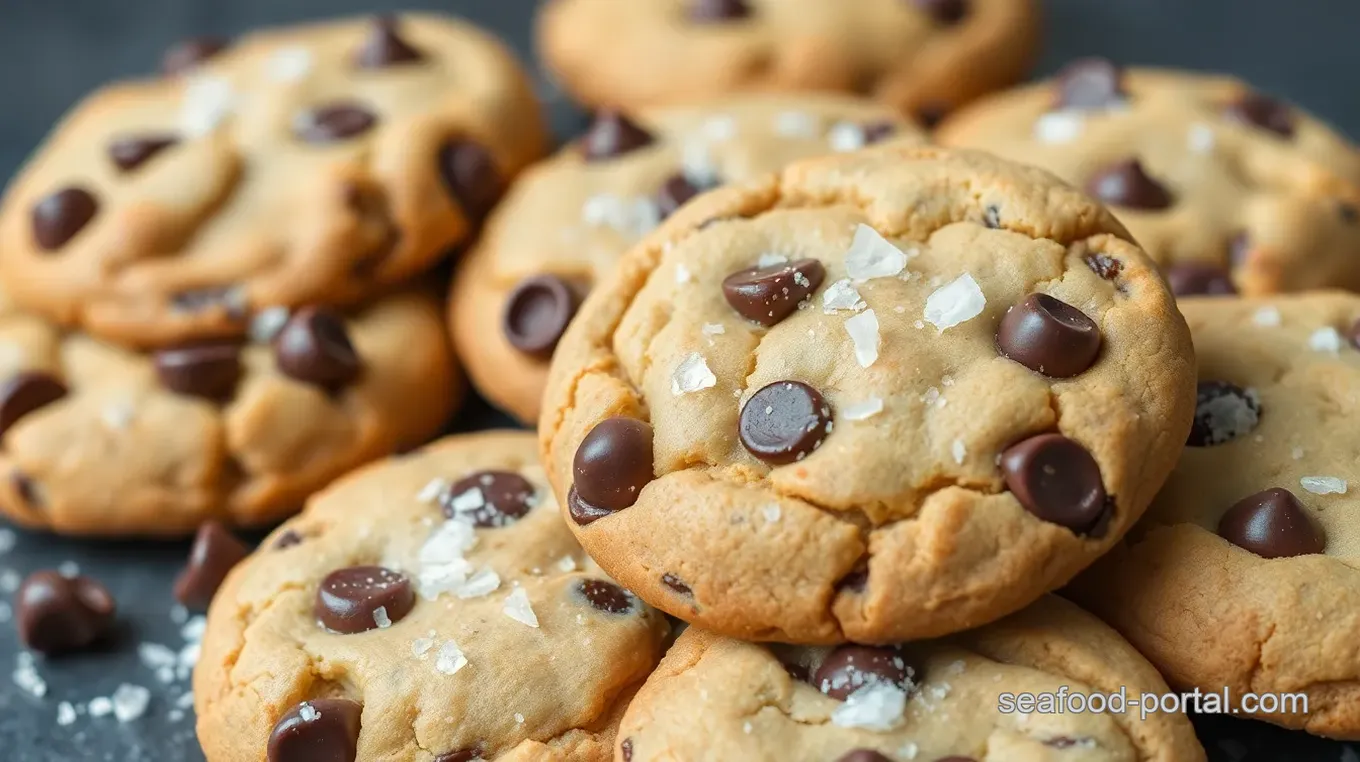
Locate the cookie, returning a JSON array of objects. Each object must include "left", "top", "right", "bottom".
[
  {"left": 1067, "top": 293, "right": 1360, "bottom": 739},
  {"left": 451, "top": 93, "right": 924, "bottom": 423},
  {"left": 0, "top": 14, "right": 547, "bottom": 348},
  {"left": 193, "top": 431, "right": 669, "bottom": 762},
  {"left": 0, "top": 285, "right": 459, "bottom": 537},
  {"left": 618, "top": 595, "right": 1205, "bottom": 760},
  {"left": 536, "top": 0, "right": 1040, "bottom": 122},
  {"left": 538, "top": 144, "right": 1197, "bottom": 643},
  {"left": 937, "top": 63, "right": 1360, "bottom": 296}
]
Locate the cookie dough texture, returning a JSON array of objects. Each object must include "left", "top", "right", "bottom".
[
  {"left": 1069, "top": 294, "right": 1360, "bottom": 740},
  {"left": 195, "top": 431, "right": 670, "bottom": 762},
  {"left": 451, "top": 93, "right": 923, "bottom": 423},
  {"left": 938, "top": 68, "right": 1360, "bottom": 295},
  {"left": 540, "top": 145, "right": 1197, "bottom": 643},
  {"left": 620, "top": 596, "right": 1205, "bottom": 761},
  {"left": 0, "top": 287, "right": 458, "bottom": 537},
  {"left": 536, "top": 0, "right": 1039, "bottom": 119},
  {"left": 0, "top": 14, "right": 547, "bottom": 348}
]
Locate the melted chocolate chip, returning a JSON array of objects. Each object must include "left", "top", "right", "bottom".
[
  {"left": 1001, "top": 434, "right": 1108, "bottom": 533},
  {"left": 656, "top": 173, "right": 709, "bottom": 219},
  {"left": 1166, "top": 262, "right": 1237, "bottom": 297},
  {"left": 354, "top": 16, "right": 424, "bottom": 68},
  {"left": 660, "top": 573, "right": 692, "bottom": 596},
  {"left": 1054, "top": 58, "right": 1126, "bottom": 110},
  {"left": 1187, "top": 381, "right": 1260, "bottom": 447},
  {"left": 502, "top": 275, "right": 581, "bottom": 358},
  {"left": 439, "top": 140, "right": 503, "bottom": 222},
  {"left": 722, "top": 258, "right": 826, "bottom": 327},
  {"left": 32, "top": 187, "right": 98, "bottom": 251},
  {"left": 17, "top": 571, "right": 116, "bottom": 655},
  {"left": 739, "top": 381, "right": 832, "bottom": 465},
  {"left": 1085, "top": 253, "right": 1123, "bottom": 281},
  {"left": 0, "top": 372, "right": 68, "bottom": 439},
  {"left": 315, "top": 566, "right": 415, "bottom": 634},
  {"left": 836, "top": 751, "right": 894, "bottom": 762},
  {"left": 688, "top": 0, "right": 753, "bottom": 21},
  {"left": 996, "top": 294, "right": 1102, "bottom": 378},
  {"left": 109, "top": 134, "right": 179, "bottom": 172},
  {"left": 274, "top": 307, "right": 362, "bottom": 391},
  {"left": 154, "top": 342, "right": 242, "bottom": 401},
  {"left": 443, "top": 471, "right": 536, "bottom": 527},
  {"left": 267, "top": 698, "right": 362, "bottom": 762},
  {"left": 577, "top": 578, "right": 635, "bottom": 614},
  {"left": 162, "top": 36, "right": 229, "bottom": 76},
  {"left": 173, "top": 521, "right": 249, "bottom": 609},
  {"left": 581, "top": 111, "right": 656, "bottom": 162},
  {"left": 1224, "top": 92, "right": 1295, "bottom": 138},
  {"left": 294, "top": 102, "right": 378, "bottom": 143},
  {"left": 913, "top": 0, "right": 968, "bottom": 24},
  {"left": 571, "top": 417, "right": 654, "bottom": 518},
  {"left": 1086, "top": 159, "right": 1173, "bottom": 210},
  {"left": 1218, "top": 487, "right": 1325, "bottom": 558},
  {"left": 813, "top": 645, "right": 914, "bottom": 700}
]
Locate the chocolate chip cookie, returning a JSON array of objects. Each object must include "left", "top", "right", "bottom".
[
  {"left": 1068, "top": 293, "right": 1360, "bottom": 739},
  {"left": 539, "top": 144, "right": 1197, "bottom": 643},
  {"left": 618, "top": 596, "right": 1205, "bottom": 760},
  {"left": 450, "top": 93, "right": 923, "bottom": 423},
  {"left": 536, "top": 0, "right": 1040, "bottom": 122},
  {"left": 0, "top": 285, "right": 459, "bottom": 537},
  {"left": 194, "top": 431, "right": 669, "bottom": 762},
  {"left": 0, "top": 14, "right": 547, "bottom": 348},
  {"left": 937, "top": 63, "right": 1360, "bottom": 296}
]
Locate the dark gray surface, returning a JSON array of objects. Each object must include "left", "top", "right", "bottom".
[{"left": 0, "top": 1, "right": 1358, "bottom": 760}]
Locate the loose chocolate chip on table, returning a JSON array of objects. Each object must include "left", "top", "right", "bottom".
[
  {"left": 268, "top": 698, "right": 363, "bottom": 762},
  {"left": 722, "top": 259, "right": 826, "bottom": 327},
  {"left": 154, "top": 342, "right": 243, "bottom": 401},
  {"left": 0, "top": 372, "right": 68, "bottom": 439},
  {"left": 656, "top": 173, "right": 708, "bottom": 220},
  {"left": 1054, "top": 57, "right": 1125, "bottom": 110},
  {"left": 1085, "top": 253, "right": 1123, "bottom": 281},
  {"left": 162, "top": 36, "right": 229, "bottom": 76},
  {"left": 173, "top": 521, "right": 250, "bottom": 609},
  {"left": 1187, "top": 381, "right": 1260, "bottom": 447},
  {"left": 813, "top": 645, "right": 914, "bottom": 700},
  {"left": 108, "top": 134, "right": 179, "bottom": 172},
  {"left": 274, "top": 307, "right": 363, "bottom": 391},
  {"left": 443, "top": 470, "right": 536, "bottom": 527},
  {"left": 16, "top": 571, "right": 116, "bottom": 655},
  {"left": 577, "top": 578, "right": 636, "bottom": 614},
  {"left": 1086, "top": 159, "right": 1173, "bottom": 210},
  {"left": 660, "top": 573, "right": 692, "bottom": 596},
  {"left": 581, "top": 110, "right": 656, "bottom": 162},
  {"left": 502, "top": 275, "right": 581, "bottom": 358},
  {"left": 31, "top": 187, "right": 98, "bottom": 251},
  {"left": 435, "top": 748, "right": 485, "bottom": 762},
  {"left": 836, "top": 751, "right": 894, "bottom": 762},
  {"left": 739, "top": 381, "right": 833, "bottom": 465},
  {"left": 570, "top": 417, "right": 655, "bottom": 522},
  {"left": 354, "top": 15, "right": 424, "bottom": 68},
  {"left": 913, "top": 0, "right": 969, "bottom": 24},
  {"left": 1166, "top": 262, "right": 1236, "bottom": 297},
  {"left": 315, "top": 566, "right": 415, "bottom": 634},
  {"left": 1218, "top": 487, "right": 1325, "bottom": 558},
  {"left": 1001, "top": 434, "right": 1108, "bottom": 533},
  {"left": 1224, "top": 92, "right": 1295, "bottom": 138},
  {"left": 688, "top": 0, "right": 752, "bottom": 21},
  {"left": 439, "top": 140, "right": 502, "bottom": 222},
  {"left": 294, "top": 102, "right": 378, "bottom": 143},
  {"left": 996, "top": 293, "right": 1102, "bottom": 378}
]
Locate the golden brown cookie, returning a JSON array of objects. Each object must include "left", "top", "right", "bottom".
[{"left": 538, "top": 145, "right": 1197, "bottom": 644}]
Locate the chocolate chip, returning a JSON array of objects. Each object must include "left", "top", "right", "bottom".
[
  {"left": 31, "top": 187, "right": 98, "bottom": 251},
  {"left": 581, "top": 111, "right": 656, "bottom": 162},
  {"left": 268, "top": 698, "right": 362, "bottom": 762},
  {"left": 16, "top": 571, "right": 116, "bottom": 655},
  {"left": 983, "top": 205, "right": 1001, "bottom": 229},
  {"left": 154, "top": 342, "right": 242, "bottom": 401},
  {"left": 273, "top": 529, "right": 304, "bottom": 550},
  {"left": 294, "top": 102, "right": 378, "bottom": 144},
  {"left": 1225, "top": 92, "right": 1295, "bottom": 138},
  {"left": 354, "top": 16, "right": 423, "bottom": 68},
  {"left": 274, "top": 307, "right": 362, "bottom": 391},
  {"left": 913, "top": 0, "right": 968, "bottom": 24},
  {"left": 577, "top": 579, "right": 635, "bottom": 614},
  {"left": 915, "top": 103, "right": 950, "bottom": 129},
  {"left": 1086, "top": 159, "right": 1173, "bottom": 210},
  {"left": 660, "top": 573, "right": 692, "bottom": 596},
  {"left": 861, "top": 121, "right": 898, "bottom": 145},
  {"left": 1085, "top": 253, "right": 1123, "bottom": 281},
  {"left": 109, "top": 134, "right": 178, "bottom": 172},
  {"left": 1349, "top": 318, "right": 1360, "bottom": 351},
  {"left": 571, "top": 417, "right": 654, "bottom": 517},
  {"left": 739, "top": 381, "right": 832, "bottom": 465},
  {"left": 1341, "top": 204, "right": 1359, "bottom": 225},
  {"left": 0, "top": 372, "right": 67, "bottom": 439},
  {"left": 502, "top": 275, "right": 580, "bottom": 358},
  {"left": 656, "top": 173, "right": 709, "bottom": 219},
  {"left": 443, "top": 471, "right": 536, "bottom": 527},
  {"left": 315, "top": 566, "right": 415, "bottom": 634},
  {"left": 567, "top": 488, "right": 614, "bottom": 526},
  {"left": 435, "top": 748, "right": 484, "bottom": 762},
  {"left": 1187, "top": 381, "right": 1260, "bottom": 447},
  {"left": 1001, "top": 434, "right": 1108, "bottom": 533},
  {"left": 722, "top": 258, "right": 826, "bottom": 326},
  {"left": 836, "top": 752, "right": 893, "bottom": 762},
  {"left": 439, "top": 140, "right": 502, "bottom": 222},
  {"left": 1166, "top": 262, "right": 1236, "bottom": 297},
  {"left": 173, "top": 521, "right": 249, "bottom": 609},
  {"left": 1218, "top": 488, "right": 1325, "bottom": 558},
  {"left": 813, "top": 645, "right": 914, "bottom": 700},
  {"left": 996, "top": 294, "right": 1102, "bottom": 378},
  {"left": 688, "top": 0, "right": 753, "bottom": 21},
  {"left": 1054, "top": 57, "right": 1126, "bottom": 110},
  {"left": 162, "top": 36, "right": 229, "bottom": 76}
]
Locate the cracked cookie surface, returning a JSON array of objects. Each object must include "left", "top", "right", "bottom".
[
  {"left": 194, "top": 431, "right": 670, "bottom": 762},
  {"left": 618, "top": 596, "right": 1204, "bottom": 761},
  {"left": 938, "top": 64, "right": 1360, "bottom": 296},
  {"left": 0, "top": 14, "right": 547, "bottom": 348},
  {"left": 1069, "top": 293, "right": 1360, "bottom": 740},
  {"left": 538, "top": 145, "right": 1197, "bottom": 643},
  {"left": 451, "top": 93, "right": 923, "bottom": 423}
]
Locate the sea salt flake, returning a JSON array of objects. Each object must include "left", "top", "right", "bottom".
[
  {"left": 702, "top": 323, "right": 725, "bottom": 338},
  {"left": 0, "top": 528, "right": 15, "bottom": 555},
  {"left": 828, "top": 122, "right": 868, "bottom": 152},
  {"left": 266, "top": 46, "right": 313, "bottom": 82},
  {"left": 680, "top": 139, "right": 718, "bottom": 186},
  {"left": 1188, "top": 123, "right": 1216, "bottom": 154},
  {"left": 831, "top": 683, "right": 907, "bottom": 731},
  {"left": 743, "top": 721, "right": 754, "bottom": 734},
  {"left": 899, "top": 741, "right": 919, "bottom": 759},
  {"left": 555, "top": 556, "right": 577, "bottom": 573},
  {"left": 924, "top": 273, "right": 985, "bottom": 331},
  {"left": 1309, "top": 327, "right": 1344, "bottom": 354},
  {"left": 457, "top": 567, "right": 501, "bottom": 599},
  {"left": 701, "top": 115, "right": 737, "bottom": 142},
  {"left": 111, "top": 684, "right": 151, "bottom": 722},
  {"left": 180, "top": 75, "right": 235, "bottom": 136},
  {"left": 417, "top": 519, "right": 480, "bottom": 599},
  {"left": 0, "top": 569, "right": 20, "bottom": 593},
  {"left": 417, "top": 478, "right": 449, "bottom": 504},
  {"left": 515, "top": 712, "right": 526, "bottom": 724},
  {"left": 503, "top": 587, "right": 540, "bottom": 628},
  {"left": 1252, "top": 306, "right": 1281, "bottom": 327},
  {"left": 13, "top": 652, "right": 46, "bottom": 698},
  {"left": 448, "top": 488, "right": 486, "bottom": 514},
  {"left": 250, "top": 306, "right": 290, "bottom": 343},
  {"left": 952, "top": 439, "right": 967, "bottom": 465},
  {"left": 1291, "top": 446, "right": 1305, "bottom": 460},
  {"left": 138, "top": 643, "right": 178, "bottom": 673},
  {"left": 88, "top": 697, "right": 113, "bottom": 717},
  {"left": 58, "top": 561, "right": 80, "bottom": 577},
  {"left": 1300, "top": 476, "right": 1347, "bottom": 495},
  {"left": 582, "top": 193, "right": 661, "bottom": 238},
  {"left": 57, "top": 701, "right": 77, "bottom": 726},
  {"left": 845, "top": 309, "right": 881, "bottom": 368},
  {"left": 675, "top": 263, "right": 692, "bottom": 284},
  {"left": 843, "top": 397, "right": 884, "bottom": 421},
  {"left": 761, "top": 504, "right": 782, "bottom": 523},
  {"left": 101, "top": 402, "right": 135, "bottom": 430},
  {"left": 181, "top": 615, "right": 207, "bottom": 643},
  {"left": 845, "top": 225, "right": 908, "bottom": 281},
  {"left": 1033, "top": 110, "right": 1084, "bottom": 144},
  {"left": 823, "top": 279, "right": 867, "bottom": 313},
  {"left": 298, "top": 702, "right": 320, "bottom": 722},
  {"left": 672, "top": 352, "right": 717, "bottom": 395},
  {"left": 373, "top": 606, "right": 392, "bottom": 629},
  {"left": 774, "top": 110, "right": 818, "bottom": 138},
  {"left": 412, "top": 636, "right": 436, "bottom": 659},
  {"left": 0, "top": 602, "right": 10, "bottom": 622},
  {"left": 436, "top": 640, "right": 468, "bottom": 675},
  {"left": 757, "top": 253, "right": 788, "bottom": 268}
]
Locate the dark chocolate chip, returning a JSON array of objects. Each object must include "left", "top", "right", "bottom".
[
  {"left": 1086, "top": 159, "right": 1173, "bottom": 210},
  {"left": 1001, "top": 434, "right": 1108, "bottom": 533},
  {"left": 1085, "top": 253, "right": 1123, "bottom": 281},
  {"left": 567, "top": 487, "right": 614, "bottom": 526},
  {"left": 656, "top": 173, "right": 709, "bottom": 219},
  {"left": 1341, "top": 204, "right": 1359, "bottom": 225},
  {"left": 315, "top": 566, "right": 415, "bottom": 634},
  {"left": 439, "top": 140, "right": 502, "bottom": 222},
  {"left": 572, "top": 417, "right": 654, "bottom": 515},
  {"left": 1224, "top": 92, "right": 1295, "bottom": 138},
  {"left": 915, "top": 103, "right": 950, "bottom": 129},
  {"left": 31, "top": 187, "right": 98, "bottom": 251},
  {"left": 173, "top": 521, "right": 249, "bottom": 609},
  {"left": 581, "top": 111, "right": 656, "bottom": 162},
  {"left": 443, "top": 470, "right": 537, "bottom": 527},
  {"left": 273, "top": 529, "right": 304, "bottom": 550},
  {"left": 722, "top": 258, "right": 826, "bottom": 326},
  {"left": 814, "top": 645, "right": 914, "bottom": 700},
  {"left": 577, "top": 578, "right": 635, "bottom": 614},
  {"left": 837, "top": 751, "right": 894, "bottom": 762},
  {"left": 274, "top": 307, "right": 362, "bottom": 391},
  {"left": 162, "top": 36, "right": 229, "bottom": 76},
  {"left": 267, "top": 698, "right": 362, "bottom": 762},
  {"left": 861, "top": 121, "right": 898, "bottom": 145},
  {"left": 1166, "top": 262, "right": 1236, "bottom": 297},
  {"left": 1054, "top": 58, "right": 1126, "bottom": 110},
  {"left": 502, "top": 275, "right": 580, "bottom": 358},
  {"left": 621, "top": 738, "right": 634, "bottom": 762},
  {"left": 1187, "top": 381, "right": 1260, "bottom": 447},
  {"left": 688, "top": 0, "right": 753, "bottom": 21},
  {"left": 435, "top": 748, "right": 485, "bottom": 762},
  {"left": 154, "top": 342, "right": 242, "bottom": 401},
  {"left": 109, "top": 134, "right": 179, "bottom": 172},
  {"left": 739, "top": 381, "right": 833, "bottom": 465},
  {"left": 354, "top": 16, "right": 424, "bottom": 68},
  {"left": 294, "top": 102, "right": 378, "bottom": 144},
  {"left": 16, "top": 571, "right": 116, "bottom": 655},
  {"left": 913, "top": 0, "right": 968, "bottom": 24},
  {"left": 996, "top": 293, "right": 1102, "bottom": 378},
  {"left": 1218, "top": 487, "right": 1325, "bottom": 558},
  {"left": 0, "top": 372, "right": 68, "bottom": 439},
  {"left": 660, "top": 573, "right": 692, "bottom": 596}
]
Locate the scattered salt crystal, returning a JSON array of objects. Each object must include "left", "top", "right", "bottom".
[
  {"left": 0, "top": 528, "right": 14, "bottom": 554},
  {"left": 924, "top": 273, "right": 985, "bottom": 331},
  {"left": 58, "top": 561, "right": 80, "bottom": 578},
  {"left": 701, "top": 323, "right": 725, "bottom": 339},
  {"left": 582, "top": 194, "right": 661, "bottom": 238},
  {"left": 941, "top": 375, "right": 955, "bottom": 387},
  {"left": 675, "top": 263, "right": 692, "bottom": 284},
  {"left": 503, "top": 587, "right": 540, "bottom": 628},
  {"left": 181, "top": 616, "right": 208, "bottom": 642},
  {"left": 1188, "top": 123, "right": 1216, "bottom": 154},
  {"left": 138, "top": 643, "right": 178, "bottom": 674},
  {"left": 672, "top": 353, "right": 717, "bottom": 395},
  {"left": 1033, "top": 111, "right": 1084, "bottom": 144},
  {"left": 412, "top": 636, "right": 436, "bottom": 659},
  {"left": 842, "top": 397, "right": 884, "bottom": 421},
  {"left": 436, "top": 640, "right": 468, "bottom": 675},
  {"left": 0, "top": 602, "right": 11, "bottom": 622},
  {"left": 762, "top": 504, "right": 782, "bottom": 523},
  {"left": 823, "top": 279, "right": 867, "bottom": 313},
  {"left": 515, "top": 712, "right": 525, "bottom": 724},
  {"left": 899, "top": 741, "right": 919, "bottom": 759},
  {"left": 101, "top": 403, "right": 135, "bottom": 430},
  {"left": 57, "top": 701, "right": 77, "bottom": 726},
  {"left": 111, "top": 684, "right": 151, "bottom": 722},
  {"left": 555, "top": 556, "right": 577, "bottom": 573},
  {"left": 743, "top": 721, "right": 754, "bottom": 734},
  {"left": 298, "top": 702, "right": 320, "bottom": 722},
  {"left": 169, "top": 605, "right": 189, "bottom": 625},
  {"left": 1291, "top": 446, "right": 1305, "bottom": 460},
  {"left": 701, "top": 115, "right": 737, "bottom": 142},
  {"left": 1309, "top": 327, "right": 1344, "bottom": 354},
  {"left": 0, "top": 569, "right": 21, "bottom": 593},
  {"left": 457, "top": 567, "right": 501, "bottom": 599},
  {"left": 1252, "top": 306, "right": 1281, "bottom": 327},
  {"left": 88, "top": 697, "right": 113, "bottom": 718},
  {"left": 828, "top": 122, "right": 867, "bottom": 152},
  {"left": 417, "top": 519, "right": 479, "bottom": 599},
  {"left": 952, "top": 439, "right": 967, "bottom": 465},
  {"left": 447, "top": 488, "right": 486, "bottom": 515},
  {"left": 1300, "top": 476, "right": 1347, "bottom": 495},
  {"left": 418, "top": 478, "right": 449, "bottom": 504},
  {"left": 831, "top": 683, "right": 907, "bottom": 731},
  {"left": 921, "top": 387, "right": 942, "bottom": 407},
  {"left": 774, "top": 110, "right": 818, "bottom": 138},
  {"left": 757, "top": 253, "right": 788, "bottom": 268},
  {"left": 373, "top": 606, "right": 392, "bottom": 629},
  {"left": 680, "top": 139, "right": 718, "bottom": 186},
  {"left": 845, "top": 225, "right": 908, "bottom": 282},
  {"left": 13, "top": 652, "right": 46, "bottom": 698},
  {"left": 176, "top": 691, "right": 194, "bottom": 709},
  {"left": 180, "top": 75, "right": 235, "bottom": 137},
  {"left": 845, "top": 310, "right": 881, "bottom": 368},
  {"left": 266, "top": 46, "right": 313, "bottom": 82}
]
